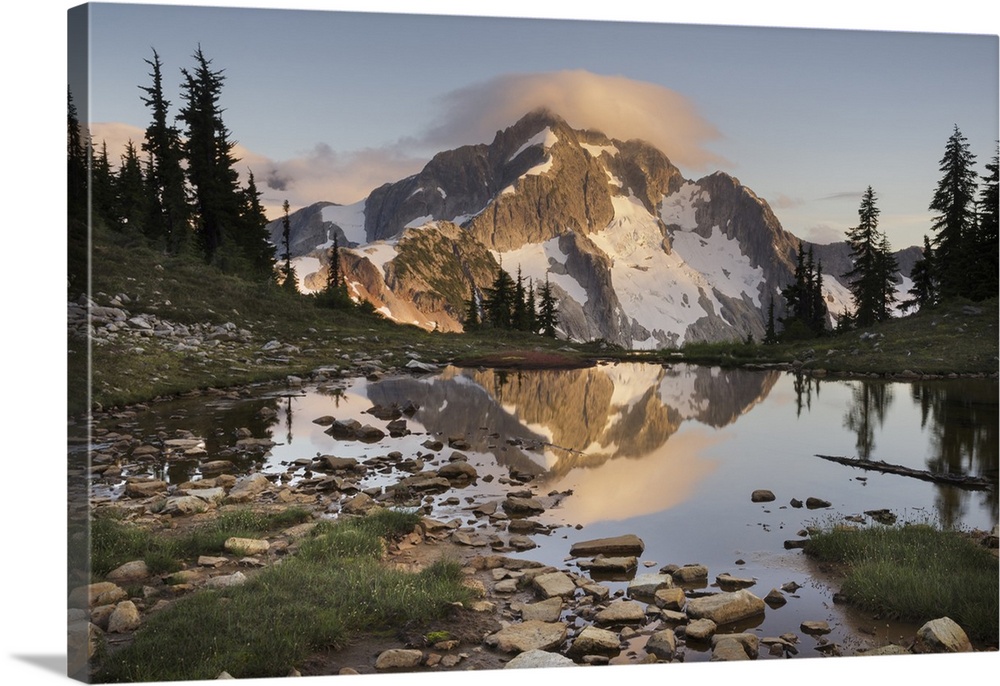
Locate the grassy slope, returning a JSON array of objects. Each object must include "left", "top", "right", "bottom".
[{"left": 72, "top": 226, "right": 997, "bottom": 414}]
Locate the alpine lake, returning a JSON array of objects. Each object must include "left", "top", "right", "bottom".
[{"left": 81, "top": 362, "right": 998, "bottom": 662}]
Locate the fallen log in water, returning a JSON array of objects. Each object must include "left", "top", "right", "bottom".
[{"left": 815, "top": 454, "right": 996, "bottom": 491}]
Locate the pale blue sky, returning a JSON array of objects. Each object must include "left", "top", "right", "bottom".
[{"left": 71, "top": 2, "right": 998, "bottom": 252}]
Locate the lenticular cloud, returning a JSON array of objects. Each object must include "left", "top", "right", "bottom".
[{"left": 422, "top": 70, "right": 725, "bottom": 171}]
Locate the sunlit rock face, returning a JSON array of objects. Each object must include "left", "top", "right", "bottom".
[{"left": 269, "top": 109, "right": 919, "bottom": 345}]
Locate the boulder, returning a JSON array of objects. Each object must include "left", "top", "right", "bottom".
[
  {"left": 438, "top": 460, "right": 478, "bottom": 481},
  {"left": 645, "top": 628, "right": 677, "bottom": 660},
  {"left": 578, "top": 555, "right": 637, "bottom": 574},
  {"left": 512, "top": 597, "right": 563, "bottom": 623},
  {"left": 504, "top": 650, "right": 575, "bottom": 669},
  {"left": 355, "top": 425, "right": 386, "bottom": 442},
  {"left": 124, "top": 479, "right": 168, "bottom": 498},
  {"left": 670, "top": 564, "right": 709, "bottom": 584},
  {"left": 711, "top": 632, "right": 759, "bottom": 659},
  {"left": 375, "top": 649, "right": 423, "bottom": 670},
  {"left": 653, "top": 587, "right": 686, "bottom": 611},
  {"left": 686, "top": 590, "right": 765, "bottom": 625},
  {"left": 914, "top": 617, "right": 973, "bottom": 653},
  {"left": 594, "top": 600, "right": 646, "bottom": 625},
  {"left": 711, "top": 636, "right": 753, "bottom": 661},
  {"left": 569, "top": 534, "right": 644, "bottom": 558},
  {"left": 716, "top": 573, "right": 756, "bottom": 591},
  {"left": 684, "top": 618, "right": 717, "bottom": 641},
  {"left": 107, "top": 600, "right": 141, "bottom": 633},
  {"left": 627, "top": 573, "right": 673, "bottom": 602},
  {"left": 800, "top": 620, "right": 831, "bottom": 635},
  {"left": 567, "top": 626, "right": 621, "bottom": 658},
  {"left": 226, "top": 473, "right": 271, "bottom": 502},
  {"left": 106, "top": 560, "right": 150, "bottom": 582},
  {"left": 751, "top": 489, "right": 776, "bottom": 502},
  {"left": 533, "top": 571, "right": 577, "bottom": 599},
  {"left": 503, "top": 496, "right": 545, "bottom": 515},
  {"left": 484, "top": 620, "right": 567, "bottom": 653},
  {"left": 223, "top": 537, "right": 269, "bottom": 555},
  {"left": 69, "top": 582, "right": 127, "bottom": 609}
]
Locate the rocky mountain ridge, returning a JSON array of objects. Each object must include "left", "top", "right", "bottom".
[{"left": 268, "top": 109, "right": 920, "bottom": 347}]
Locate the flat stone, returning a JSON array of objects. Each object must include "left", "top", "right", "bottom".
[
  {"left": 716, "top": 572, "right": 756, "bottom": 591},
  {"left": 593, "top": 600, "right": 646, "bottom": 625},
  {"left": 578, "top": 555, "right": 638, "bottom": 573},
  {"left": 653, "top": 587, "right": 686, "bottom": 611},
  {"left": 503, "top": 496, "right": 546, "bottom": 515},
  {"left": 686, "top": 590, "right": 765, "bottom": 625},
  {"left": 512, "top": 597, "right": 564, "bottom": 623},
  {"left": 712, "top": 632, "right": 759, "bottom": 659},
  {"left": 503, "top": 649, "right": 576, "bottom": 669},
  {"left": 670, "top": 564, "right": 708, "bottom": 584},
  {"left": 567, "top": 626, "right": 621, "bottom": 658},
  {"left": 484, "top": 620, "right": 567, "bottom": 653},
  {"left": 570, "top": 534, "right": 645, "bottom": 558},
  {"left": 711, "top": 637, "right": 751, "bottom": 661},
  {"left": 684, "top": 618, "right": 718, "bottom": 641},
  {"left": 223, "top": 537, "right": 269, "bottom": 555},
  {"left": 533, "top": 571, "right": 577, "bottom": 599},
  {"left": 375, "top": 649, "right": 423, "bottom": 670},
  {"left": 226, "top": 473, "right": 271, "bottom": 502},
  {"left": 800, "top": 620, "right": 831, "bottom": 635},
  {"left": 627, "top": 573, "right": 673, "bottom": 602},
  {"left": 106, "top": 560, "right": 150, "bottom": 582}
]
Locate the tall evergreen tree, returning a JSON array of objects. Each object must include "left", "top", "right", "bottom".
[
  {"left": 512, "top": 266, "right": 531, "bottom": 331},
  {"left": 240, "top": 171, "right": 276, "bottom": 277},
  {"left": 844, "top": 187, "right": 898, "bottom": 326},
  {"left": 780, "top": 242, "right": 827, "bottom": 338},
  {"left": 140, "top": 49, "right": 190, "bottom": 254},
  {"left": 178, "top": 46, "right": 246, "bottom": 269},
  {"left": 462, "top": 283, "right": 481, "bottom": 331},
  {"left": 279, "top": 199, "right": 297, "bottom": 291},
  {"left": 116, "top": 140, "right": 149, "bottom": 230},
  {"left": 763, "top": 298, "right": 778, "bottom": 345},
  {"left": 928, "top": 126, "right": 978, "bottom": 299},
  {"left": 525, "top": 277, "right": 538, "bottom": 334},
  {"left": 537, "top": 274, "right": 560, "bottom": 338},
  {"left": 91, "top": 141, "right": 117, "bottom": 228},
  {"left": 67, "top": 87, "right": 89, "bottom": 222},
  {"left": 900, "top": 235, "right": 938, "bottom": 313},
  {"left": 971, "top": 143, "right": 998, "bottom": 301},
  {"left": 484, "top": 261, "right": 515, "bottom": 329},
  {"left": 320, "top": 231, "right": 352, "bottom": 308}
]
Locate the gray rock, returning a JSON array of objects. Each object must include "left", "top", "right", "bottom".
[
  {"left": 106, "top": 560, "right": 150, "bottom": 582},
  {"left": 684, "top": 618, "right": 717, "bottom": 641},
  {"left": 512, "top": 597, "right": 563, "bottom": 623},
  {"left": 805, "top": 497, "right": 832, "bottom": 509},
  {"left": 751, "top": 489, "right": 775, "bottom": 502},
  {"left": 569, "top": 534, "right": 644, "bottom": 557},
  {"left": 503, "top": 649, "right": 576, "bottom": 669},
  {"left": 711, "top": 632, "right": 759, "bottom": 659},
  {"left": 578, "top": 555, "right": 637, "bottom": 573},
  {"left": 203, "top": 571, "right": 248, "bottom": 589},
  {"left": 503, "top": 496, "right": 545, "bottom": 515},
  {"left": 567, "top": 626, "right": 621, "bottom": 658},
  {"left": 484, "top": 620, "right": 567, "bottom": 653},
  {"left": 438, "top": 460, "right": 478, "bottom": 481},
  {"left": 533, "top": 571, "right": 577, "bottom": 599},
  {"left": 645, "top": 628, "right": 677, "bottom": 660},
  {"left": 107, "top": 600, "right": 141, "bottom": 633},
  {"left": 862, "top": 644, "right": 912, "bottom": 656},
  {"left": 375, "top": 649, "right": 423, "bottom": 669},
  {"left": 686, "top": 590, "right": 765, "bottom": 625},
  {"left": 627, "top": 573, "right": 673, "bottom": 602},
  {"left": 671, "top": 564, "right": 708, "bottom": 584},
  {"left": 914, "top": 617, "right": 973, "bottom": 653},
  {"left": 653, "top": 587, "right": 686, "bottom": 611},
  {"left": 594, "top": 600, "right": 646, "bottom": 625},
  {"left": 800, "top": 620, "right": 831, "bottom": 635},
  {"left": 227, "top": 473, "right": 271, "bottom": 502},
  {"left": 716, "top": 572, "right": 756, "bottom": 591},
  {"left": 223, "top": 537, "right": 269, "bottom": 555},
  {"left": 711, "top": 637, "right": 752, "bottom": 661},
  {"left": 341, "top": 492, "right": 378, "bottom": 515}
]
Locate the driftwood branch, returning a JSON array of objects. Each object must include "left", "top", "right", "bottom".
[{"left": 815, "top": 454, "right": 996, "bottom": 491}]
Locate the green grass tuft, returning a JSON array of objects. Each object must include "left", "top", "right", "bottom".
[{"left": 805, "top": 522, "right": 998, "bottom": 643}]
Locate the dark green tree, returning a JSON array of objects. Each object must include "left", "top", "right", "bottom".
[
  {"left": 971, "top": 143, "right": 998, "bottom": 301},
  {"left": 462, "top": 283, "right": 481, "bottom": 331},
  {"left": 279, "top": 199, "right": 297, "bottom": 292},
  {"left": 537, "top": 274, "right": 560, "bottom": 338},
  {"left": 843, "top": 187, "right": 900, "bottom": 326},
  {"left": 929, "top": 126, "right": 978, "bottom": 299},
  {"left": 91, "top": 141, "right": 117, "bottom": 228},
  {"left": 116, "top": 140, "right": 149, "bottom": 231},
  {"left": 525, "top": 277, "right": 538, "bottom": 334},
  {"left": 899, "top": 235, "right": 938, "bottom": 313},
  {"left": 763, "top": 298, "right": 778, "bottom": 344},
  {"left": 67, "top": 87, "right": 88, "bottom": 222},
  {"left": 140, "top": 49, "right": 190, "bottom": 254},
  {"left": 240, "top": 171, "right": 276, "bottom": 277},
  {"left": 178, "top": 46, "right": 250, "bottom": 270},
  {"left": 484, "top": 261, "right": 515, "bottom": 329},
  {"left": 780, "top": 243, "right": 827, "bottom": 338},
  {"left": 319, "top": 231, "right": 352, "bottom": 308},
  {"left": 513, "top": 266, "right": 533, "bottom": 331}
]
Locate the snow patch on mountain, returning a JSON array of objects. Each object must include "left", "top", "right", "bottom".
[
  {"left": 292, "top": 256, "right": 323, "bottom": 294},
  {"left": 660, "top": 182, "right": 709, "bottom": 231},
  {"left": 670, "top": 227, "right": 764, "bottom": 306},
  {"left": 498, "top": 237, "right": 589, "bottom": 305},
  {"left": 320, "top": 200, "right": 366, "bottom": 245},
  {"left": 581, "top": 142, "right": 618, "bottom": 158},
  {"left": 590, "top": 193, "right": 726, "bottom": 347},
  {"left": 355, "top": 241, "right": 398, "bottom": 274},
  {"left": 510, "top": 127, "right": 559, "bottom": 161}
]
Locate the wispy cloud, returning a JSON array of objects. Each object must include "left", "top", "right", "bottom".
[
  {"left": 92, "top": 71, "right": 726, "bottom": 218},
  {"left": 420, "top": 70, "right": 726, "bottom": 171},
  {"left": 802, "top": 223, "right": 845, "bottom": 244},
  {"left": 819, "top": 191, "right": 864, "bottom": 201}
]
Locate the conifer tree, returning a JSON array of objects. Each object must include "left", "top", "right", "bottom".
[
  {"left": 484, "top": 261, "right": 515, "bottom": 329},
  {"left": 780, "top": 243, "right": 827, "bottom": 338},
  {"left": 67, "top": 88, "right": 88, "bottom": 222},
  {"left": 844, "top": 187, "right": 897, "bottom": 326},
  {"left": 279, "top": 199, "right": 297, "bottom": 292},
  {"left": 178, "top": 46, "right": 247, "bottom": 269},
  {"left": 763, "top": 298, "right": 778, "bottom": 344},
  {"left": 116, "top": 140, "right": 149, "bottom": 230},
  {"left": 91, "top": 141, "right": 117, "bottom": 228},
  {"left": 525, "top": 277, "right": 538, "bottom": 334},
  {"left": 537, "top": 274, "right": 560, "bottom": 338},
  {"left": 971, "top": 144, "right": 998, "bottom": 300},
  {"left": 140, "top": 49, "right": 190, "bottom": 254},
  {"left": 462, "top": 283, "right": 481, "bottom": 331},
  {"left": 929, "top": 126, "right": 978, "bottom": 299},
  {"left": 900, "top": 235, "right": 938, "bottom": 313},
  {"left": 320, "top": 231, "right": 352, "bottom": 308},
  {"left": 240, "top": 171, "right": 276, "bottom": 277}
]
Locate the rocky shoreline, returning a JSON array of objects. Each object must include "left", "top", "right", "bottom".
[{"left": 69, "top": 367, "right": 993, "bottom": 680}]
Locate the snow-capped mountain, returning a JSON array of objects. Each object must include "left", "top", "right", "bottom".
[{"left": 268, "top": 109, "right": 919, "bottom": 346}]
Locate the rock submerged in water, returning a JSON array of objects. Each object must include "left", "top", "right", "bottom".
[{"left": 569, "top": 534, "right": 645, "bottom": 558}]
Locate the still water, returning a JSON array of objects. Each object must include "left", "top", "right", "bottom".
[{"left": 94, "top": 363, "right": 998, "bottom": 657}]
